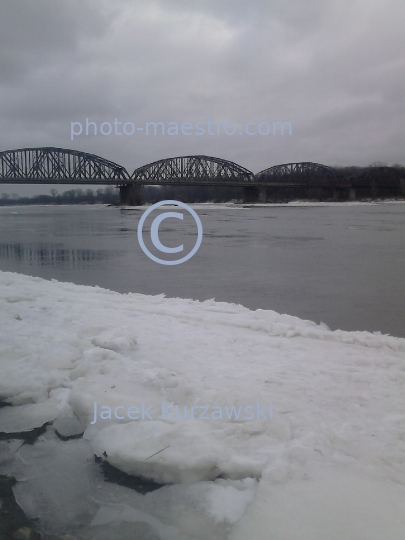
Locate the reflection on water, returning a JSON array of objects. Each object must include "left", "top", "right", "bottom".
[{"left": 0, "top": 243, "right": 114, "bottom": 268}]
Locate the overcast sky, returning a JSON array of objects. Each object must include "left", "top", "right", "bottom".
[{"left": 1, "top": 0, "right": 404, "bottom": 195}]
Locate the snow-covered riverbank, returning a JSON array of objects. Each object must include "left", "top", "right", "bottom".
[{"left": 0, "top": 271, "right": 404, "bottom": 539}]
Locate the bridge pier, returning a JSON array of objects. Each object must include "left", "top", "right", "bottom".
[
  {"left": 242, "top": 186, "right": 261, "bottom": 203},
  {"left": 349, "top": 188, "right": 356, "bottom": 200},
  {"left": 371, "top": 182, "right": 378, "bottom": 198},
  {"left": 259, "top": 186, "right": 268, "bottom": 202},
  {"left": 119, "top": 184, "right": 143, "bottom": 205},
  {"left": 333, "top": 186, "right": 347, "bottom": 201},
  {"left": 333, "top": 187, "right": 357, "bottom": 201}
]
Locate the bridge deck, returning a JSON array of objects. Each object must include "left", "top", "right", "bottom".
[{"left": 0, "top": 178, "right": 360, "bottom": 188}]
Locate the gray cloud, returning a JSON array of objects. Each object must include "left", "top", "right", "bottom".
[{"left": 0, "top": 0, "right": 404, "bottom": 194}]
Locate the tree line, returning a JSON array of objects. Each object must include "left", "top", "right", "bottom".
[
  {"left": 0, "top": 185, "right": 244, "bottom": 205},
  {"left": 0, "top": 187, "right": 119, "bottom": 205}
]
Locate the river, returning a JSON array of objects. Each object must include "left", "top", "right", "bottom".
[{"left": 0, "top": 201, "right": 404, "bottom": 337}]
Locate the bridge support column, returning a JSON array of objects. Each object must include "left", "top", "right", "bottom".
[
  {"left": 243, "top": 186, "right": 260, "bottom": 203},
  {"left": 119, "top": 184, "right": 143, "bottom": 206},
  {"left": 333, "top": 187, "right": 349, "bottom": 201},
  {"left": 331, "top": 187, "right": 356, "bottom": 201},
  {"left": 349, "top": 188, "right": 356, "bottom": 201},
  {"left": 371, "top": 182, "right": 378, "bottom": 198}
]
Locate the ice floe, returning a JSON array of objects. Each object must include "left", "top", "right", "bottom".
[{"left": 0, "top": 271, "right": 404, "bottom": 539}]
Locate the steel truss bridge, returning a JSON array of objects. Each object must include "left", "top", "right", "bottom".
[
  {"left": 0, "top": 147, "right": 129, "bottom": 184},
  {"left": 0, "top": 147, "right": 403, "bottom": 203},
  {"left": 255, "top": 162, "right": 340, "bottom": 185},
  {"left": 131, "top": 155, "right": 254, "bottom": 186}
]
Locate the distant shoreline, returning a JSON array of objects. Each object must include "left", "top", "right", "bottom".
[{"left": 1, "top": 198, "right": 405, "bottom": 208}]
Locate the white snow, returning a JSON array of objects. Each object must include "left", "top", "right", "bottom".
[{"left": 0, "top": 270, "right": 404, "bottom": 539}]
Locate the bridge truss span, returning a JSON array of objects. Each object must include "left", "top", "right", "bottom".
[
  {"left": 255, "top": 162, "right": 342, "bottom": 185},
  {"left": 346, "top": 166, "right": 405, "bottom": 187},
  {"left": 0, "top": 147, "right": 129, "bottom": 184},
  {"left": 131, "top": 155, "right": 255, "bottom": 185}
]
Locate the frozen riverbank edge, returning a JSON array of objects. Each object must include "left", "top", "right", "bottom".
[{"left": 0, "top": 270, "right": 404, "bottom": 539}]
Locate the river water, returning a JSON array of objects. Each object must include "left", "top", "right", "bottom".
[{"left": 0, "top": 202, "right": 404, "bottom": 337}]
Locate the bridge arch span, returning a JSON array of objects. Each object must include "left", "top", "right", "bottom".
[
  {"left": 131, "top": 155, "right": 255, "bottom": 184},
  {"left": 255, "top": 162, "right": 339, "bottom": 184},
  {"left": 0, "top": 147, "right": 129, "bottom": 183},
  {"left": 347, "top": 166, "right": 404, "bottom": 186}
]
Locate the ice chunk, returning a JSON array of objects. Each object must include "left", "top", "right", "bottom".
[
  {"left": 91, "top": 505, "right": 179, "bottom": 539},
  {"left": 90, "top": 328, "right": 137, "bottom": 352},
  {"left": 90, "top": 420, "right": 263, "bottom": 485},
  {"left": 3, "top": 430, "right": 244, "bottom": 540},
  {"left": 53, "top": 406, "right": 85, "bottom": 437},
  {"left": 86, "top": 521, "right": 163, "bottom": 540},
  {"left": 0, "top": 393, "right": 67, "bottom": 433},
  {"left": 0, "top": 439, "right": 24, "bottom": 465},
  {"left": 10, "top": 432, "right": 100, "bottom": 535},
  {"left": 199, "top": 478, "right": 257, "bottom": 524}
]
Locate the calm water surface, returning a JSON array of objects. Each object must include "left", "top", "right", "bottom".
[{"left": 0, "top": 202, "right": 404, "bottom": 337}]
